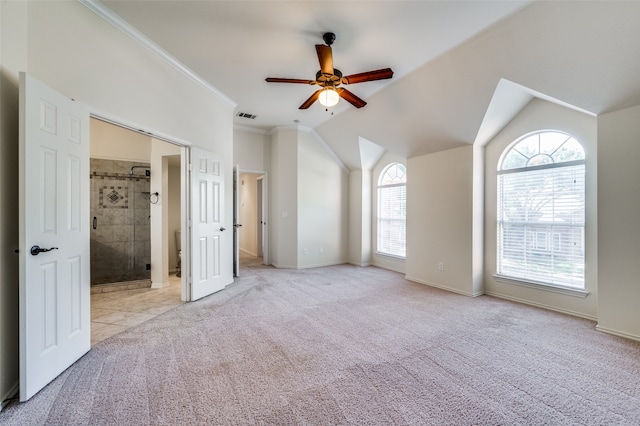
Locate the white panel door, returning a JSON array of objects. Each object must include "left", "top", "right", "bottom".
[
  {"left": 190, "top": 147, "right": 226, "bottom": 300},
  {"left": 19, "top": 73, "right": 90, "bottom": 401},
  {"left": 233, "top": 165, "right": 240, "bottom": 278}
]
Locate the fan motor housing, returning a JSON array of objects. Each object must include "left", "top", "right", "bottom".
[
  {"left": 322, "top": 32, "right": 336, "bottom": 46},
  {"left": 316, "top": 69, "right": 342, "bottom": 86}
]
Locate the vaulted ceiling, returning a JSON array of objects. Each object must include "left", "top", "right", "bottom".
[{"left": 97, "top": 0, "right": 640, "bottom": 170}]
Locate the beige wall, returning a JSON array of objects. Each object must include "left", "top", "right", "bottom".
[
  {"left": 233, "top": 128, "right": 271, "bottom": 173},
  {"left": 348, "top": 169, "right": 372, "bottom": 266},
  {"left": 596, "top": 104, "right": 640, "bottom": 340},
  {"left": 267, "top": 127, "right": 349, "bottom": 269},
  {"left": 297, "top": 130, "right": 349, "bottom": 268},
  {"left": 270, "top": 128, "right": 298, "bottom": 268},
  {"left": 405, "top": 146, "right": 476, "bottom": 296},
  {"left": 150, "top": 139, "right": 181, "bottom": 288},
  {"left": 0, "top": 0, "right": 25, "bottom": 404},
  {"left": 483, "top": 99, "right": 598, "bottom": 319},
  {"left": 0, "top": 0, "right": 234, "bottom": 403},
  {"left": 90, "top": 118, "right": 150, "bottom": 161}
]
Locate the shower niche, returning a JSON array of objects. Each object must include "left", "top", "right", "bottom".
[{"left": 90, "top": 158, "right": 151, "bottom": 291}]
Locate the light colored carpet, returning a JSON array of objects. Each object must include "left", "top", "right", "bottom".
[{"left": 2, "top": 262, "right": 640, "bottom": 425}]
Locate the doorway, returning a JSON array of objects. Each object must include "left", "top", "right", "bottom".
[
  {"left": 236, "top": 171, "right": 268, "bottom": 272},
  {"left": 88, "top": 118, "right": 184, "bottom": 344}
]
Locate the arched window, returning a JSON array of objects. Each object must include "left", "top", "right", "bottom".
[
  {"left": 497, "top": 130, "right": 585, "bottom": 289},
  {"left": 377, "top": 163, "right": 406, "bottom": 258}
]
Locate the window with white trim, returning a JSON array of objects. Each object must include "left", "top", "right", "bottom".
[
  {"left": 497, "top": 131, "right": 585, "bottom": 289},
  {"left": 377, "top": 163, "right": 406, "bottom": 258}
]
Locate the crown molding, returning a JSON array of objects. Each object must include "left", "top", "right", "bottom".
[
  {"left": 267, "top": 124, "right": 309, "bottom": 135},
  {"left": 79, "top": 0, "right": 236, "bottom": 108},
  {"left": 233, "top": 124, "right": 269, "bottom": 135}
]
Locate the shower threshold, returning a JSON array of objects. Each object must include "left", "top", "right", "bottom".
[{"left": 90, "top": 279, "right": 152, "bottom": 294}]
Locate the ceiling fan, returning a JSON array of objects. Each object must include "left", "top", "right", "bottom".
[{"left": 265, "top": 32, "right": 394, "bottom": 110}]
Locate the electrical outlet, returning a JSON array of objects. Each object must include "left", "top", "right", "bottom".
[
  {"left": 319, "top": 247, "right": 324, "bottom": 253},
  {"left": 438, "top": 262, "right": 444, "bottom": 271},
  {"left": 303, "top": 248, "right": 308, "bottom": 255}
]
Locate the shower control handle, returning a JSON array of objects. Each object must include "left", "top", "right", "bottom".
[{"left": 30, "top": 245, "right": 59, "bottom": 256}]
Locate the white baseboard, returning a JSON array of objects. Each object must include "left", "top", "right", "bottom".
[
  {"left": 271, "top": 263, "right": 297, "bottom": 269},
  {"left": 271, "top": 261, "right": 348, "bottom": 270},
  {"left": 240, "top": 248, "right": 258, "bottom": 257},
  {"left": 405, "top": 276, "right": 484, "bottom": 297},
  {"left": 151, "top": 280, "right": 170, "bottom": 289},
  {"left": 595, "top": 325, "right": 640, "bottom": 342},
  {"left": 485, "top": 290, "right": 597, "bottom": 321},
  {"left": 371, "top": 262, "right": 405, "bottom": 274},
  {"left": 0, "top": 381, "right": 19, "bottom": 412},
  {"left": 296, "top": 261, "right": 348, "bottom": 270},
  {"left": 348, "top": 261, "right": 371, "bottom": 267}
]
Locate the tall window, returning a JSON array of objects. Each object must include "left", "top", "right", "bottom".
[
  {"left": 497, "top": 131, "right": 585, "bottom": 289},
  {"left": 377, "top": 163, "right": 406, "bottom": 258}
]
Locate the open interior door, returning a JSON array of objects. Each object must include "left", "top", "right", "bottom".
[
  {"left": 257, "top": 176, "right": 264, "bottom": 260},
  {"left": 190, "top": 147, "right": 227, "bottom": 300},
  {"left": 233, "top": 165, "right": 240, "bottom": 277},
  {"left": 19, "top": 73, "right": 91, "bottom": 401}
]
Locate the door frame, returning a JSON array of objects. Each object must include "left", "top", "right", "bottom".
[
  {"left": 256, "top": 175, "right": 264, "bottom": 258},
  {"left": 235, "top": 168, "right": 269, "bottom": 267},
  {"left": 233, "top": 165, "right": 240, "bottom": 278}
]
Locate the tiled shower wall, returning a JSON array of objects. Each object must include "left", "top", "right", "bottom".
[{"left": 90, "top": 159, "right": 151, "bottom": 285}]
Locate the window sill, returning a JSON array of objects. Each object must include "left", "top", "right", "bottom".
[
  {"left": 493, "top": 275, "right": 590, "bottom": 298},
  {"left": 375, "top": 252, "right": 406, "bottom": 261}
]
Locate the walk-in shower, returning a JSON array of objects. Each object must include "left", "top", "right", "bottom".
[{"left": 90, "top": 158, "right": 151, "bottom": 291}]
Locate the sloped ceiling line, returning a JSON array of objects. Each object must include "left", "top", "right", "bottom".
[
  {"left": 358, "top": 137, "right": 386, "bottom": 171},
  {"left": 473, "top": 78, "right": 597, "bottom": 148},
  {"left": 309, "top": 129, "right": 350, "bottom": 174}
]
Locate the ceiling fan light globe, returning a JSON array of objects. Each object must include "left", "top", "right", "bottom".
[{"left": 319, "top": 88, "right": 340, "bottom": 107}]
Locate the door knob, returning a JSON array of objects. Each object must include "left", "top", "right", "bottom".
[
  {"left": 219, "top": 227, "right": 226, "bottom": 232},
  {"left": 30, "top": 245, "right": 59, "bottom": 256}
]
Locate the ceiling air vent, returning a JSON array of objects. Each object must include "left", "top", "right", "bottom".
[{"left": 236, "top": 112, "right": 257, "bottom": 120}]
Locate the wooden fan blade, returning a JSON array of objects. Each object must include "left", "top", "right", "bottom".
[
  {"left": 299, "top": 89, "right": 322, "bottom": 109},
  {"left": 341, "top": 68, "right": 394, "bottom": 85},
  {"left": 266, "top": 77, "right": 316, "bottom": 85},
  {"left": 315, "top": 44, "right": 334, "bottom": 75},
  {"left": 336, "top": 87, "right": 367, "bottom": 108}
]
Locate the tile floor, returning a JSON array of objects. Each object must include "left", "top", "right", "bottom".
[
  {"left": 90, "top": 255, "right": 263, "bottom": 345},
  {"left": 91, "top": 274, "right": 183, "bottom": 345}
]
